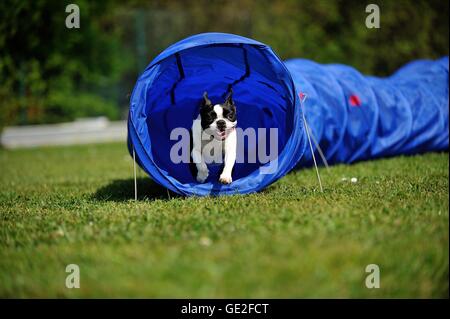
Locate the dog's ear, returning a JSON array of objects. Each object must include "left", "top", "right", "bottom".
[
  {"left": 201, "top": 91, "right": 212, "bottom": 108},
  {"left": 224, "top": 88, "right": 234, "bottom": 106}
]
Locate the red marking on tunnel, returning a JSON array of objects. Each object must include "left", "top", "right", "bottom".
[
  {"left": 299, "top": 92, "right": 306, "bottom": 100},
  {"left": 349, "top": 94, "right": 362, "bottom": 107}
]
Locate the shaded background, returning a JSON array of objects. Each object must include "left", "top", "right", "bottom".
[{"left": 1, "top": 0, "right": 448, "bottom": 130}]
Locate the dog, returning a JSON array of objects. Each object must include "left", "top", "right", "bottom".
[{"left": 191, "top": 89, "right": 237, "bottom": 184}]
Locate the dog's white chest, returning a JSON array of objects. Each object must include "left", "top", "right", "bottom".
[{"left": 201, "top": 134, "right": 225, "bottom": 164}]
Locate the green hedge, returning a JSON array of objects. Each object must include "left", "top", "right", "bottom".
[{"left": 1, "top": 0, "right": 448, "bottom": 131}]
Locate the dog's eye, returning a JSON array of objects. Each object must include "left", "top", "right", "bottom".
[{"left": 227, "top": 113, "right": 234, "bottom": 120}]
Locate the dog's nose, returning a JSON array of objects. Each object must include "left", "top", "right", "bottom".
[{"left": 217, "top": 120, "right": 226, "bottom": 131}]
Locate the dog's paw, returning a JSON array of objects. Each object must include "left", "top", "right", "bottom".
[
  {"left": 196, "top": 169, "right": 209, "bottom": 183},
  {"left": 219, "top": 173, "right": 232, "bottom": 185}
]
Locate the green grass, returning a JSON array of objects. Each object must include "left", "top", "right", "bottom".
[{"left": 0, "top": 142, "right": 448, "bottom": 298}]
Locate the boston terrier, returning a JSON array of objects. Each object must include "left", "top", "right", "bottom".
[{"left": 191, "top": 89, "right": 237, "bottom": 184}]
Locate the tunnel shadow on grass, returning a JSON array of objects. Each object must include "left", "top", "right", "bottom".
[{"left": 92, "top": 177, "right": 179, "bottom": 201}]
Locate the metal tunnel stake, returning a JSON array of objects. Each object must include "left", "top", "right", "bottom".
[{"left": 300, "top": 93, "right": 324, "bottom": 193}]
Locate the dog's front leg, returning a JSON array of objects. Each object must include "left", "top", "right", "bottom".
[
  {"left": 219, "top": 129, "right": 237, "bottom": 184},
  {"left": 192, "top": 144, "right": 209, "bottom": 183}
]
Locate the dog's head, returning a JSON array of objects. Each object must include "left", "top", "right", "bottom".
[{"left": 200, "top": 89, "right": 237, "bottom": 141}]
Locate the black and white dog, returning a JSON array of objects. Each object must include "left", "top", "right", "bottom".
[{"left": 191, "top": 89, "right": 237, "bottom": 184}]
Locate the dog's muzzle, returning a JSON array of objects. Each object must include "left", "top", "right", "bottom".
[{"left": 217, "top": 127, "right": 235, "bottom": 141}]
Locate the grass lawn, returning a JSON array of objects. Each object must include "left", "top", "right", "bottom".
[{"left": 0, "top": 142, "right": 448, "bottom": 298}]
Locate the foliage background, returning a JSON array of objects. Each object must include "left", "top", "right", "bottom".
[{"left": 0, "top": 0, "right": 448, "bottom": 130}]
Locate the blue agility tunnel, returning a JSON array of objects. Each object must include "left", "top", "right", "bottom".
[{"left": 128, "top": 32, "right": 449, "bottom": 196}]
